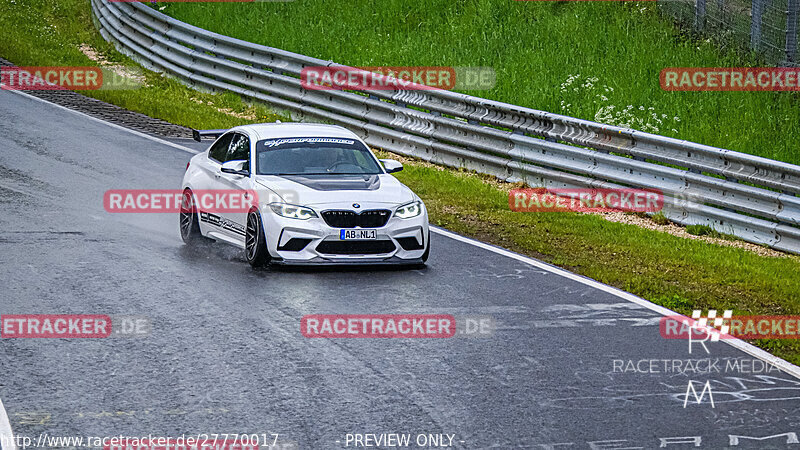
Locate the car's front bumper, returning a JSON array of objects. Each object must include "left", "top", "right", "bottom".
[
  {"left": 260, "top": 202, "right": 429, "bottom": 265},
  {"left": 270, "top": 256, "right": 425, "bottom": 266}
]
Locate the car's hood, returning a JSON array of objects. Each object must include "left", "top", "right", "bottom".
[{"left": 254, "top": 174, "right": 415, "bottom": 206}]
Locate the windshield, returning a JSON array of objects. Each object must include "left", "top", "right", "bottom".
[{"left": 255, "top": 137, "right": 383, "bottom": 176}]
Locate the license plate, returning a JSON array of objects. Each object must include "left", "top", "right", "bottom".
[{"left": 340, "top": 229, "right": 377, "bottom": 240}]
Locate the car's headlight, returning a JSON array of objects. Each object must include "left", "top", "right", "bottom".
[
  {"left": 394, "top": 201, "right": 422, "bottom": 219},
  {"left": 268, "top": 203, "right": 317, "bottom": 220}
]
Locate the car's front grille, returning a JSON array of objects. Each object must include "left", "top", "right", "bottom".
[
  {"left": 316, "top": 240, "right": 396, "bottom": 255},
  {"left": 321, "top": 209, "right": 391, "bottom": 228}
]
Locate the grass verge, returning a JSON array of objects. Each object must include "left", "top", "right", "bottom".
[
  {"left": 160, "top": 0, "right": 800, "bottom": 165},
  {"left": 3, "top": 0, "right": 800, "bottom": 364},
  {"left": 0, "top": 0, "right": 286, "bottom": 129}
]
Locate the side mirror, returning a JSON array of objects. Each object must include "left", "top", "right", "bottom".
[
  {"left": 221, "top": 160, "right": 249, "bottom": 177},
  {"left": 380, "top": 159, "right": 403, "bottom": 174}
]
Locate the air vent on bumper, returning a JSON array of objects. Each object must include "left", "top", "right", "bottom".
[
  {"left": 278, "top": 238, "right": 312, "bottom": 251},
  {"left": 316, "top": 240, "right": 396, "bottom": 255},
  {"left": 396, "top": 236, "right": 424, "bottom": 251}
]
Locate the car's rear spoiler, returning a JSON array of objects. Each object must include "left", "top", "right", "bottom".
[{"left": 192, "top": 128, "right": 227, "bottom": 142}]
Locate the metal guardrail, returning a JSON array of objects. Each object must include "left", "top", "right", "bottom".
[{"left": 91, "top": 0, "right": 800, "bottom": 254}]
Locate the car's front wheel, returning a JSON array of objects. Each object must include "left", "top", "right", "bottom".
[
  {"left": 411, "top": 230, "right": 430, "bottom": 269},
  {"left": 180, "top": 188, "right": 204, "bottom": 245},
  {"left": 421, "top": 230, "right": 430, "bottom": 263},
  {"left": 245, "top": 209, "right": 271, "bottom": 268}
]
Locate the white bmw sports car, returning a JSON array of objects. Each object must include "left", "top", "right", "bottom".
[{"left": 180, "top": 123, "right": 430, "bottom": 267}]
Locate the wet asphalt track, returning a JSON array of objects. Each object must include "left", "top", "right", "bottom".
[{"left": 1, "top": 89, "right": 800, "bottom": 449}]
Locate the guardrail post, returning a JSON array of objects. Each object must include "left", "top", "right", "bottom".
[
  {"left": 695, "top": 0, "right": 707, "bottom": 30},
  {"left": 787, "top": 0, "right": 799, "bottom": 63},
  {"left": 752, "top": 0, "right": 765, "bottom": 51}
]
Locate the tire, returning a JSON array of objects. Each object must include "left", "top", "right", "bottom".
[
  {"left": 245, "top": 209, "right": 271, "bottom": 268},
  {"left": 421, "top": 230, "right": 430, "bottom": 263},
  {"left": 179, "top": 188, "right": 204, "bottom": 245},
  {"left": 410, "top": 230, "right": 430, "bottom": 269}
]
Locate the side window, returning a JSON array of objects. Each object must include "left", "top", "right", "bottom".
[
  {"left": 208, "top": 133, "right": 233, "bottom": 163},
  {"left": 227, "top": 133, "right": 250, "bottom": 163}
]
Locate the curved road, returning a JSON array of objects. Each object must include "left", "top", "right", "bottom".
[{"left": 1, "top": 89, "right": 799, "bottom": 449}]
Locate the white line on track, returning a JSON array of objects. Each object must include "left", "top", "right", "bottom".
[
  {"left": 2, "top": 87, "right": 799, "bottom": 435},
  {"left": 4, "top": 90, "right": 200, "bottom": 155},
  {"left": 430, "top": 225, "right": 800, "bottom": 380},
  {"left": 0, "top": 398, "right": 17, "bottom": 450}
]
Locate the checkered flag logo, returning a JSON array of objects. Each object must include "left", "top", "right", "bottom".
[{"left": 692, "top": 309, "right": 732, "bottom": 341}]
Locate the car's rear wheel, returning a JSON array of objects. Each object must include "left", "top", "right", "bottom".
[
  {"left": 245, "top": 209, "right": 271, "bottom": 268},
  {"left": 179, "top": 188, "right": 204, "bottom": 244}
]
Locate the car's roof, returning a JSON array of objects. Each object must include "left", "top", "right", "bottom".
[{"left": 231, "top": 123, "right": 361, "bottom": 141}]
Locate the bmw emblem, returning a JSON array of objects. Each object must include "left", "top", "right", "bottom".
[{"left": 352, "top": 203, "right": 361, "bottom": 209}]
